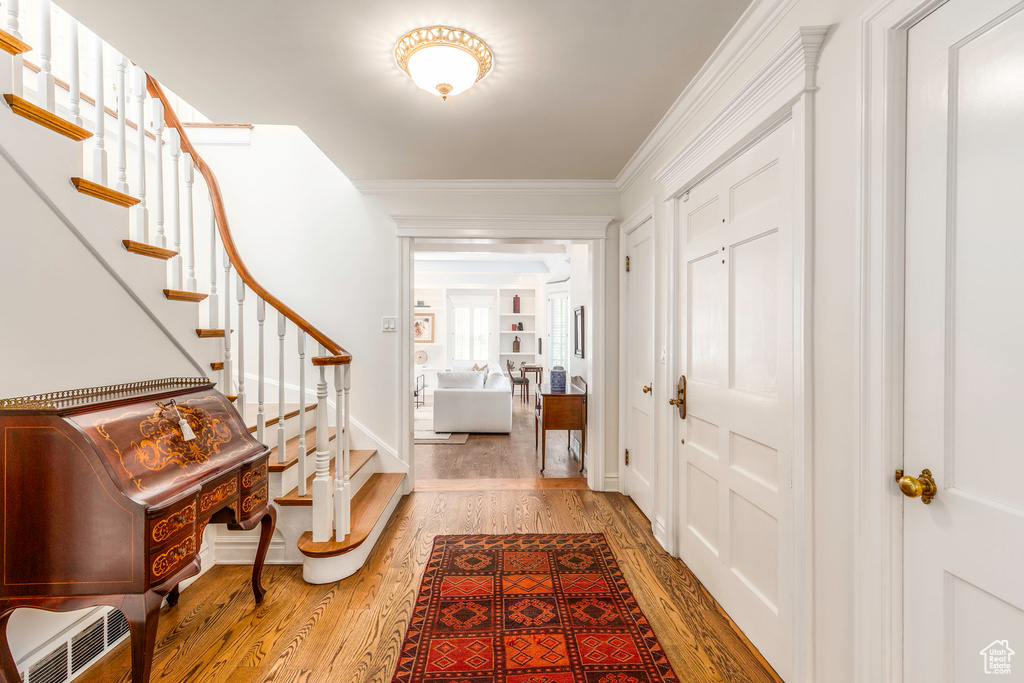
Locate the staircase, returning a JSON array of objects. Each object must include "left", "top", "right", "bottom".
[{"left": 0, "top": 0, "right": 405, "bottom": 585}]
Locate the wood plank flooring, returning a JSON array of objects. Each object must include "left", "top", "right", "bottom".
[
  {"left": 415, "top": 393, "right": 585, "bottom": 480},
  {"left": 75, "top": 490, "right": 782, "bottom": 683}
]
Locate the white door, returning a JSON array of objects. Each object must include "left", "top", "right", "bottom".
[
  {"left": 675, "top": 123, "right": 794, "bottom": 679},
  {"left": 625, "top": 218, "right": 656, "bottom": 519},
  {"left": 904, "top": 2, "right": 1024, "bottom": 680}
]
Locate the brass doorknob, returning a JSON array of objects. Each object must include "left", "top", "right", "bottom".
[
  {"left": 668, "top": 398, "right": 683, "bottom": 406},
  {"left": 643, "top": 385, "right": 652, "bottom": 394},
  {"left": 895, "top": 468, "right": 937, "bottom": 504}
]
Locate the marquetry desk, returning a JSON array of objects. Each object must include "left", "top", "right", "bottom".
[
  {"left": 0, "top": 378, "right": 276, "bottom": 683},
  {"left": 534, "top": 379, "right": 587, "bottom": 473}
]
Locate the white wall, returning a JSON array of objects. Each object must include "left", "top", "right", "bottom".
[
  {"left": 617, "top": 1, "right": 877, "bottom": 679},
  {"left": 197, "top": 126, "right": 400, "bottom": 450}
]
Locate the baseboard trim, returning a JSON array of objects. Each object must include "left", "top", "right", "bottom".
[
  {"left": 213, "top": 533, "right": 294, "bottom": 565},
  {"left": 603, "top": 474, "right": 619, "bottom": 493}
]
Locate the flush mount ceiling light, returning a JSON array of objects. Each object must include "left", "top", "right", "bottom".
[{"left": 395, "top": 26, "right": 493, "bottom": 101}]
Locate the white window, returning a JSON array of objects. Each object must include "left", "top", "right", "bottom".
[
  {"left": 547, "top": 291, "right": 569, "bottom": 370},
  {"left": 448, "top": 296, "right": 494, "bottom": 365}
]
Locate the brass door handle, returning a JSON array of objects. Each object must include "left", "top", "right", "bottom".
[
  {"left": 643, "top": 385, "right": 652, "bottom": 394},
  {"left": 895, "top": 468, "right": 937, "bottom": 504},
  {"left": 669, "top": 375, "right": 686, "bottom": 418}
]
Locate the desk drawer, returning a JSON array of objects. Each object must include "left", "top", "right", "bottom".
[
  {"left": 150, "top": 533, "right": 196, "bottom": 582},
  {"left": 148, "top": 497, "right": 197, "bottom": 547}
]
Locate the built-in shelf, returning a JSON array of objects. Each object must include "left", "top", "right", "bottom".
[
  {"left": 500, "top": 331, "right": 535, "bottom": 335},
  {"left": 500, "top": 312, "right": 535, "bottom": 316}
]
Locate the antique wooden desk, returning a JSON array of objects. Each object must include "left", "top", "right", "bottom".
[
  {"left": 0, "top": 378, "right": 276, "bottom": 683},
  {"left": 534, "top": 379, "right": 587, "bottom": 472},
  {"left": 520, "top": 364, "right": 543, "bottom": 387}
]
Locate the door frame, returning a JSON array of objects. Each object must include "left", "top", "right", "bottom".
[
  {"left": 618, "top": 204, "right": 657, "bottom": 517},
  {"left": 395, "top": 215, "right": 617, "bottom": 493},
  {"left": 855, "top": 1, "right": 951, "bottom": 681},
  {"left": 654, "top": 26, "right": 827, "bottom": 682}
]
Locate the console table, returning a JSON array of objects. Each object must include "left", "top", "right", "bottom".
[{"left": 534, "top": 379, "right": 587, "bottom": 472}]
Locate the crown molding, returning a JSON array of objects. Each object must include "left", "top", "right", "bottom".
[
  {"left": 614, "top": 0, "right": 800, "bottom": 192},
  {"left": 353, "top": 179, "right": 619, "bottom": 195},
  {"left": 653, "top": 26, "right": 829, "bottom": 197},
  {"left": 392, "top": 214, "right": 617, "bottom": 240}
]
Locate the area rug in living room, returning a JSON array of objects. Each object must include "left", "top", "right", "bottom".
[
  {"left": 415, "top": 405, "right": 469, "bottom": 445},
  {"left": 391, "top": 534, "right": 680, "bottom": 683}
]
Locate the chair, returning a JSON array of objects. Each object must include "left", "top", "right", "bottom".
[
  {"left": 506, "top": 360, "right": 530, "bottom": 403},
  {"left": 414, "top": 374, "right": 426, "bottom": 408}
]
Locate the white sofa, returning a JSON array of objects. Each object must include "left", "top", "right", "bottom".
[{"left": 433, "top": 370, "right": 513, "bottom": 433}]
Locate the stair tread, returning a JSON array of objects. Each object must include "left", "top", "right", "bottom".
[
  {"left": 296, "top": 473, "right": 405, "bottom": 558},
  {"left": 210, "top": 361, "right": 223, "bottom": 371},
  {"left": 3, "top": 94, "right": 92, "bottom": 141},
  {"left": 266, "top": 425, "right": 335, "bottom": 470},
  {"left": 0, "top": 29, "right": 31, "bottom": 55},
  {"left": 248, "top": 402, "right": 316, "bottom": 435},
  {"left": 196, "top": 328, "right": 225, "bottom": 338},
  {"left": 273, "top": 447, "right": 377, "bottom": 505},
  {"left": 164, "top": 289, "right": 208, "bottom": 303},
  {"left": 71, "top": 177, "right": 140, "bottom": 207},
  {"left": 123, "top": 239, "right": 176, "bottom": 260}
]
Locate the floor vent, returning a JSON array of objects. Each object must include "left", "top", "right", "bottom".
[
  {"left": 70, "top": 620, "right": 103, "bottom": 674},
  {"left": 26, "top": 642, "right": 68, "bottom": 683},
  {"left": 106, "top": 610, "right": 130, "bottom": 646}
]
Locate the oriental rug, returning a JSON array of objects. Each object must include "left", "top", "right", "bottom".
[{"left": 391, "top": 534, "right": 680, "bottom": 683}]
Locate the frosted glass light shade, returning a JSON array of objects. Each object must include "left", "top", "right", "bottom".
[{"left": 395, "top": 26, "right": 493, "bottom": 101}]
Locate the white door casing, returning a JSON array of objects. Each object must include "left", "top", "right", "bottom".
[
  {"left": 624, "top": 217, "right": 656, "bottom": 519},
  {"left": 903, "top": 1, "right": 1024, "bottom": 680},
  {"left": 675, "top": 122, "right": 795, "bottom": 679}
]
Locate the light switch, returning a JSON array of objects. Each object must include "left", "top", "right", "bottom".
[{"left": 382, "top": 316, "right": 397, "bottom": 332}]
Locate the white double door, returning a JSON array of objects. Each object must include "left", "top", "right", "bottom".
[
  {"left": 903, "top": 1, "right": 1024, "bottom": 680},
  {"left": 675, "top": 122, "right": 795, "bottom": 679}
]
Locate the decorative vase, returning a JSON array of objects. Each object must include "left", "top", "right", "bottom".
[
  {"left": 513, "top": 336, "right": 521, "bottom": 353},
  {"left": 550, "top": 366, "right": 567, "bottom": 392},
  {"left": 513, "top": 295, "right": 521, "bottom": 313},
  {"left": 517, "top": 322, "right": 524, "bottom": 331}
]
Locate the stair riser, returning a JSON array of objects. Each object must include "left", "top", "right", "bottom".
[{"left": 270, "top": 446, "right": 373, "bottom": 500}]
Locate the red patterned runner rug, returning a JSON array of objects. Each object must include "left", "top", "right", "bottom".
[{"left": 392, "top": 534, "right": 680, "bottom": 683}]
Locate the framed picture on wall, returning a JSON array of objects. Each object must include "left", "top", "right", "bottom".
[
  {"left": 573, "top": 306, "right": 585, "bottom": 359},
  {"left": 414, "top": 313, "right": 434, "bottom": 343}
]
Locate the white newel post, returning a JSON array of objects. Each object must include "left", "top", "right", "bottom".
[
  {"left": 167, "top": 128, "right": 182, "bottom": 289},
  {"left": 6, "top": 0, "right": 22, "bottom": 95},
  {"left": 256, "top": 297, "right": 266, "bottom": 444},
  {"left": 297, "top": 332, "right": 308, "bottom": 495},
  {"left": 208, "top": 199, "right": 218, "bottom": 326},
  {"left": 151, "top": 97, "right": 165, "bottom": 247},
  {"left": 334, "top": 364, "right": 351, "bottom": 539},
  {"left": 312, "top": 356, "right": 332, "bottom": 542},
  {"left": 182, "top": 153, "right": 197, "bottom": 291},
  {"left": 113, "top": 54, "right": 128, "bottom": 193},
  {"left": 91, "top": 33, "right": 106, "bottom": 184},
  {"left": 277, "top": 313, "right": 287, "bottom": 463},
  {"left": 132, "top": 65, "right": 148, "bottom": 243},
  {"left": 235, "top": 274, "right": 246, "bottom": 417},
  {"left": 222, "top": 250, "right": 232, "bottom": 395},
  {"left": 36, "top": 0, "right": 54, "bottom": 112},
  {"left": 66, "top": 14, "right": 80, "bottom": 127}
]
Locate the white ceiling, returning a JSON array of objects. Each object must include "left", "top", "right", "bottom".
[{"left": 58, "top": 0, "right": 751, "bottom": 180}]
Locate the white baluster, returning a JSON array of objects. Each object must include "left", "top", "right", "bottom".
[
  {"left": 236, "top": 275, "right": 246, "bottom": 418},
  {"left": 208, "top": 198, "right": 218, "bottom": 326},
  {"left": 91, "top": 33, "right": 106, "bottom": 184},
  {"left": 182, "top": 153, "right": 197, "bottom": 291},
  {"left": 277, "top": 313, "right": 287, "bottom": 463},
  {"left": 6, "top": 0, "right": 22, "bottom": 95},
  {"left": 113, "top": 54, "right": 128, "bottom": 194},
  {"left": 132, "top": 65, "right": 148, "bottom": 243},
  {"left": 334, "top": 364, "right": 351, "bottom": 539},
  {"left": 151, "top": 97, "right": 165, "bottom": 247},
  {"left": 256, "top": 298, "right": 266, "bottom": 444},
  {"left": 36, "top": 0, "right": 54, "bottom": 112},
  {"left": 297, "top": 332, "right": 308, "bottom": 495},
  {"left": 66, "top": 13, "right": 80, "bottom": 127},
  {"left": 312, "top": 355, "right": 332, "bottom": 543},
  {"left": 222, "top": 251, "right": 232, "bottom": 395},
  {"left": 167, "top": 128, "right": 181, "bottom": 289}
]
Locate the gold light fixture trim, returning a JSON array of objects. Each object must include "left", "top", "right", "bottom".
[{"left": 395, "top": 26, "right": 493, "bottom": 99}]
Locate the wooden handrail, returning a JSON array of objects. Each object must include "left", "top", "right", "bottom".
[{"left": 146, "top": 75, "right": 351, "bottom": 363}]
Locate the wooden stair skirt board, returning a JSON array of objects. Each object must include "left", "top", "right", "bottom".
[
  {"left": 0, "top": 29, "right": 31, "bottom": 55},
  {"left": 3, "top": 94, "right": 92, "bottom": 141},
  {"left": 273, "top": 445, "right": 376, "bottom": 506},
  {"left": 299, "top": 472, "right": 406, "bottom": 584},
  {"left": 266, "top": 423, "right": 335, "bottom": 468},
  {"left": 122, "top": 240, "right": 177, "bottom": 260},
  {"left": 70, "top": 177, "right": 140, "bottom": 207},
  {"left": 163, "top": 289, "right": 209, "bottom": 303},
  {"left": 210, "top": 361, "right": 224, "bottom": 371}
]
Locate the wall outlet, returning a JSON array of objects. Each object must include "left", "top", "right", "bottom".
[{"left": 382, "top": 316, "right": 397, "bottom": 332}]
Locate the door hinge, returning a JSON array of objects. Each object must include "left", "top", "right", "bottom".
[
  {"left": 624, "top": 449, "right": 630, "bottom": 465},
  {"left": 625, "top": 256, "right": 630, "bottom": 272}
]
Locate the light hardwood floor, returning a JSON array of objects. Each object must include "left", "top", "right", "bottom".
[
  {"left": 75, "top": 489, "right": 782, "bottom": 683},
  {"left": 415, "top": 390, "right": 585, "bottom": 480}
]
